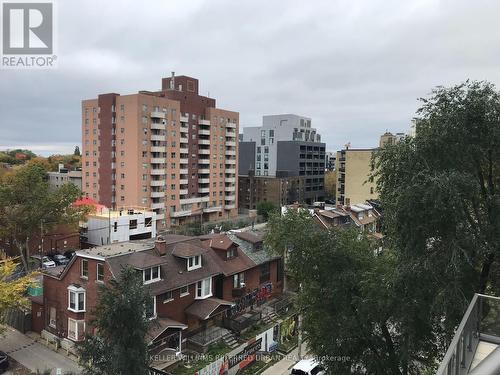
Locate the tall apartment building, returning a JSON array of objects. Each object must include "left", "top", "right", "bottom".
[
  {"left": 325, "top": 151, "right": 336, "bottom": 171},
  {"left": 239, "top": 114, "right": 325, "bottom": 205},
  {"left": 379, "top": 131, "right": 405, "bottom": 148},
  {"left": 82, "top": 74, "right": 239, "bottom": 229},
  {"left": 336, "top": 148, "right": 378, "bottom": 206}
]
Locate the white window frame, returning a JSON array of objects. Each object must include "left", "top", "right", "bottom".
[
  {"left": 187, "top": 255, "right": 201, "bottom": 271},
  {"left": 143, "top": 266, "right": 161, "bottom": 284},
  {"left": 49, "top": 307, "right": 56, "bottom": 328},
  {"left": 67, "top": 318, "right": 85, "bottom": 341},
  {"left": 145, "top": 295, "right": 157, "bottom": 320},
  {"left": 96, "top": 263, "right": 104, "bottom": 282},
  {"left": 162, "top": 291, "right": 174, "bottom": 304},
  {"left": 80, "top": 259, "right": 88, "bottom": 279},
  {"left": 233, "top": 272, "right": 245, "bottom": 289},
  {"left": 180, "top": 285, "right": 189, "bottom": 297},
  {"left": 195, "top": 277, "right": 212, "bottom": 300},
  {"left": 68, "top": 285, "right": 86, "bottom": 312}
]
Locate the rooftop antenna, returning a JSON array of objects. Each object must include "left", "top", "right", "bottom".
[{"left": 345, "top": 142, "right": 351, "bottom": 150}]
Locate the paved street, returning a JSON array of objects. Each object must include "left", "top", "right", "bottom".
[
  {"left": 0, "top": 327, "right": 81, "bottom": 374},
  {"left": 262, "top": 343, "right": 310, "bottom": 375}
]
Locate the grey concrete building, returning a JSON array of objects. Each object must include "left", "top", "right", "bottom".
[
  {"left": 239, "top": 114, "right": 325, "bottom": 205},
  {"left": 47, "top": 164, "right": 82, "bottom": 190}
]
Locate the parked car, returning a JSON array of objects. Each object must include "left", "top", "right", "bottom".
[
  {"left": 63, "top": 250, "right": 76, "bottom": 259},
  {"left": 41, "top": 256, "right": 56, "bottom": 268},
  {"left": 291, "top": 359, "right": 326, "bottom": 375},
  {"left": 52, "top": 254, "right": 69, "bottom": 265},
  {"left": 0, "top": 351, "right": 9, "bottom": 373}
]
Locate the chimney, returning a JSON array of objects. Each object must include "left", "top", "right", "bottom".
[
  {"left": 155, "top": 236, "right": 167, "bottom": 256},
  {"left": 170, "top": 72, "right": 175, "bottom": 90}
]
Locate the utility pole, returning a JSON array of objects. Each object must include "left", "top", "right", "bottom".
[
  {"left": 297, "top": 282, "right": 303, "bottom": 360},
  {"left": 40, "top": 219, "right": 44, "bottom": 269}
]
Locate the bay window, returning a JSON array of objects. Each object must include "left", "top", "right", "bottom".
[
  {"left": 196, "top": 277, "right": 212, "bottom": 299},
  {"left": 68, "top": 285, "right": 85, "bottom": 312},
  {"left": 67, "top": 318, "right": 85, "bottom": 341}
]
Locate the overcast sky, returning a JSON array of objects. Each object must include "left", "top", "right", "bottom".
[{"left": 1, "top": 0, "right": 500, "bottom": 155}]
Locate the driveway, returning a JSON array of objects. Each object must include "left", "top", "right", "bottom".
[{"left": 0, "top": 327, "right": 81, "bottom": 374}]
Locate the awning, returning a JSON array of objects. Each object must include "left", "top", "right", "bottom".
[
  {"left": 147, "top": 318, "right": 187, "bottom": 343},
  {"left": 185, "top": 298, "right": 234, "bottom": 320}
]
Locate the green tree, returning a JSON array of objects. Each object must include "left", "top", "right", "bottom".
[
  {"left": 266, "top": 209, "right": 433, "bottom": 374},
  {"left": 367, "top": 80, "right": 500, "bottom": 372},
  {"left": 74, "top": 146, "right": 81, "bottom": 156},
  {"left": 0, "top": 164, "right": 84, "bottom": 270},
  {"left": 0, "top": 259, "right": 36, "bottom": 334},
  {"left": 374, "top": 80, "right": 500, "bottom": 323},
  {"left": 77, "top": 267, "right": 151, "bottom": 375},
  {"left": 257, "top": 201, "right": 277, "bottom": 221}
]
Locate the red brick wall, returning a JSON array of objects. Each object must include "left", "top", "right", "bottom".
[
  {"left": 221, "top": 260, "right": 284, "bottom": 301},
  {"left": 155, "top": 283, "right": 197, "bottom": 324},
  {"left": 31, "top": 300, "right": 45, "bottom": 333},
  {"left": 43, "top": 256, "right": 111, "bottom": 339}
]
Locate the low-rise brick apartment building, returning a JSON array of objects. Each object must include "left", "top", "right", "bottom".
[
  {"left": 82, "top": 73, "right": 238, "bottom": 230},
  {"left": 40, "top": 233, "right": 283, "bottom": 354}
]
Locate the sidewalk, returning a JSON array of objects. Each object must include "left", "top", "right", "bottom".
[
  {"left": 262, "top": 343, "right": 309, "bottom": 375},
  {"left": 0, "top": 326, "right": 81, "bottom": 374}
]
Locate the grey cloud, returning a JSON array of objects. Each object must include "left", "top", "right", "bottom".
[{"left": 1, "top": 0, "right": 500, "bottom": 155}]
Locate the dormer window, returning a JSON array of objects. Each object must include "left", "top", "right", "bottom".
[
  {"left": 227, "top": 248, "right": 236, "bottom": 259},
  {"left": 143, "top": 266, "right": 160, "bottom": 284},
  {"left": 187, "top": 255, "right": 201, "bottom": 271}
]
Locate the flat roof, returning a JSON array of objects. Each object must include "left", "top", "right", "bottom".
[{"left": 77, "top": 240, "right": 155, "bottom": 259}]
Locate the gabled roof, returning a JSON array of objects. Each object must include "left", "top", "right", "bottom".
[
  {"left": 209, "top": 246, "right": 256, "bottom": 276},
  {"left": 206, "top": 235, "right": 235, "bottom": 251},
  {"left": 185, "top": 298, "right": 234, "bottom": 320},
  {"left": 146, "top": 317, "right": 187, "bottom": 344}
]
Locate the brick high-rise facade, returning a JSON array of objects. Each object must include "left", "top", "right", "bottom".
[{"left": 82, "top": 74, "right": 238, "bottom": 229}]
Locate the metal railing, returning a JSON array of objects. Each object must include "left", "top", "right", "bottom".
[{"left": 437, "top": 293, "right": 500, "bottom": 375}]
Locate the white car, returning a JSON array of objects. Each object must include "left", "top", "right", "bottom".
[
  {"left": 291, "top": 359, "right": 326, "bottom": 375},
  {"left": 41, "top": 256, "right": 56, "bottom": 268}
]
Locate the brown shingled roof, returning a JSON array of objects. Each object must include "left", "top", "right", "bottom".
[
  {"left": 126, "top": 252, "right": 168, "bottom": 270},
  {"left": 146, "top": 317, "right": 187, "bottom": 343},
  {"left": 206, "top": 234, "right": 234, "bottom": 251},
  {"left": 185, "top": 298, "right": 234, "bottom": 320},
  {"left": 171, "top": 242, "right": 206, "bottom": 258},
  {"left": 210, "top": 246, "right": 256, "bottom": 276}
]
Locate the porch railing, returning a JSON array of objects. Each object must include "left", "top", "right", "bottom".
[{"left": 437, "top": 293, "right": 500, "bottom": 375}]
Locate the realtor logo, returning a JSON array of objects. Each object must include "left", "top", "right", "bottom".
[{"left": 1, "top": 1, "right": 57, "bottom": 68}]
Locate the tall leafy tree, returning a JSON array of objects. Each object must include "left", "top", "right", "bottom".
[
  {"left": 265, "top": 81, "right": 500, "bottom": 374},
  {"left": 374, "top": 80, "right": 500, "bottom": 333},
  {"left": 77, "top": 267, "right": 151, "bottom": 375},
  {"left": 267, "top": 209, "right": 442, "bottom": 374},
  {"left": 0, "top": 164, "right": 84, "bottom": 270}
]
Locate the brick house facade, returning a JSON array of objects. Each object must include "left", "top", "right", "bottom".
[{"left": 41, "top": 233, "right": 283, "bottom": 353}]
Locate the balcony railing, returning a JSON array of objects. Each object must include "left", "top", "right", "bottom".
[{"left": 437, "top": 293, "right": 500, "bottom": 375}]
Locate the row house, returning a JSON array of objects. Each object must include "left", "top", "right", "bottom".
[{"left": 40, "top": 233, "right": 283, "bottom": 355}]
